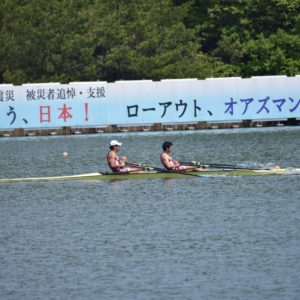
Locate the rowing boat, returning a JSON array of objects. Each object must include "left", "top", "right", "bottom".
[{"left": 0, "top": 168, "right": 299, "bottom": 183}]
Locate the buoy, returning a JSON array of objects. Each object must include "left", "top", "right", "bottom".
[{"left": 63, "top": 152, "right": 69, "bottom": 158}]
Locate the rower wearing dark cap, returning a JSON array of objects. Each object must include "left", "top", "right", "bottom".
[
  {"left": 160, "top": 141, "right": 185, "bottom": 171},
  {"left": 160, "top": 141, "right": 203, "bottom": 171}
]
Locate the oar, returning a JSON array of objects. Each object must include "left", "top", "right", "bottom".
[
  {"left": 126, "top": 162, "right": 163, "bottom": 172},
  {"left": 179, "top": 161, "right": 265, "bottom": 171},
  {"left": 127, "top": 162, "right": 208, "bottom": 178},
  {"left": 105, "top": 165, "right": 154, "bottom": 175},
  {"left": 104, "top": 162, "right": 156, "bottom": 175},
  {"left": 126, "top": 162, "right": 147, "bottom": 168}
]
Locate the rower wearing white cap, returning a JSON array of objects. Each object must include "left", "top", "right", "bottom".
[{"left": 107, "top": 140, "right": 140, "bottom": 173}]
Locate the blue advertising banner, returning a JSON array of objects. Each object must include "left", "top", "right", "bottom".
[{"left": 0, "top": 76, "right": 299, "bottom": 129}]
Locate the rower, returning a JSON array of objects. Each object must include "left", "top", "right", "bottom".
[
  {"left": 160, "top": 141, "right": 203, "bottom": 171},
  {"left": 107, "top": 140, "right": 141, "bottom": 173}
]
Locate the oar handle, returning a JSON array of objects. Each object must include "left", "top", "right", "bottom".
[
  {"left": 126, "top": 162, "right": 162, "bottom": 171},
  {"left": 179, "top": 161, "right": 265, "bottom": 170},
  {"left": 126, "top": 162, "right": 145, "bottom": 168},
  {"left": 127, "top": 162, "right": 208, "bottom": 177},
  {"left": 179, "top": 161, "right": 205, "bottom": 167}
]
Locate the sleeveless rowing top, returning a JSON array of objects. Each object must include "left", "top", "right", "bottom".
[
  {"left": 160, "top": 153, "right": 175, "bottom": 170},
  {"left": 107, "top": 151, "right": 121, "bottom": 172}
]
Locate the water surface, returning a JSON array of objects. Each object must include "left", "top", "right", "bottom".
[{"left": 0, "top": 127, "right": 300, "bottom": 299}]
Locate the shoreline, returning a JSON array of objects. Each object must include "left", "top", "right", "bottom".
[{"left": 1, "top": 119, "right": 299, "bottom": 137}]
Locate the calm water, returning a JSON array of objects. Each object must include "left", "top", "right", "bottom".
[{"left": 0, "top": 127, "right": 300, "bottom": 300}]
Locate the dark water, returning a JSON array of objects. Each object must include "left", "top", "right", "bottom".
[{"left": 0, "top": 127, "right": 300, "bottom": 300}]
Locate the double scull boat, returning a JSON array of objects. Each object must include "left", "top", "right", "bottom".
[{"left": 0, "top": 167, "right": 299, "bottom": 183}]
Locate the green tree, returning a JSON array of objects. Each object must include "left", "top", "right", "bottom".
[
  {"left": 1, "top": 0, "right": 299, "bottom": 84},
  {"left": 0, "top": 0, "right": 230, "bottom": 84},
  {"left": 186, "top": 0, "right": 300, "bottom": 76},
  {"left": 0, "top": 0, "right": 95, "bottom": 84},
  {"left": 88, "top": 0, "right": 229, "bottom": 81}
]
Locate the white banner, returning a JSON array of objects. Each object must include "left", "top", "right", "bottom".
[{"left": 0, "top": 76, "right": 299, "bottom": 129}]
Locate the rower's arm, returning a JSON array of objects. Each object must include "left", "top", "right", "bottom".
[
  {"left": 172, "top": 159, "right": 180, "bottom": 167},
  {"left": 118, "top": 157, "right": 126, "bottom": 167},
  {"left": 108, "top": 152, "right": 118, "bottom": 168},
  {"left": 119, "top": 156, "right": 127, "bottom": 166}
]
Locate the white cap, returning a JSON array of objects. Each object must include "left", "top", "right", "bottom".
[{"left": 110, "top": 140, "right": 122, "bottom": 146}]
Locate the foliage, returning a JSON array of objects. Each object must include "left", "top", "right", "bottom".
[{"left": 0, "top": 0, "right": 299, "bottom": 84}]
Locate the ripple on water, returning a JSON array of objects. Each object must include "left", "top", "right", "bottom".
[{"left": 0, "top": 128, "right": 300, "bottom": 299}]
